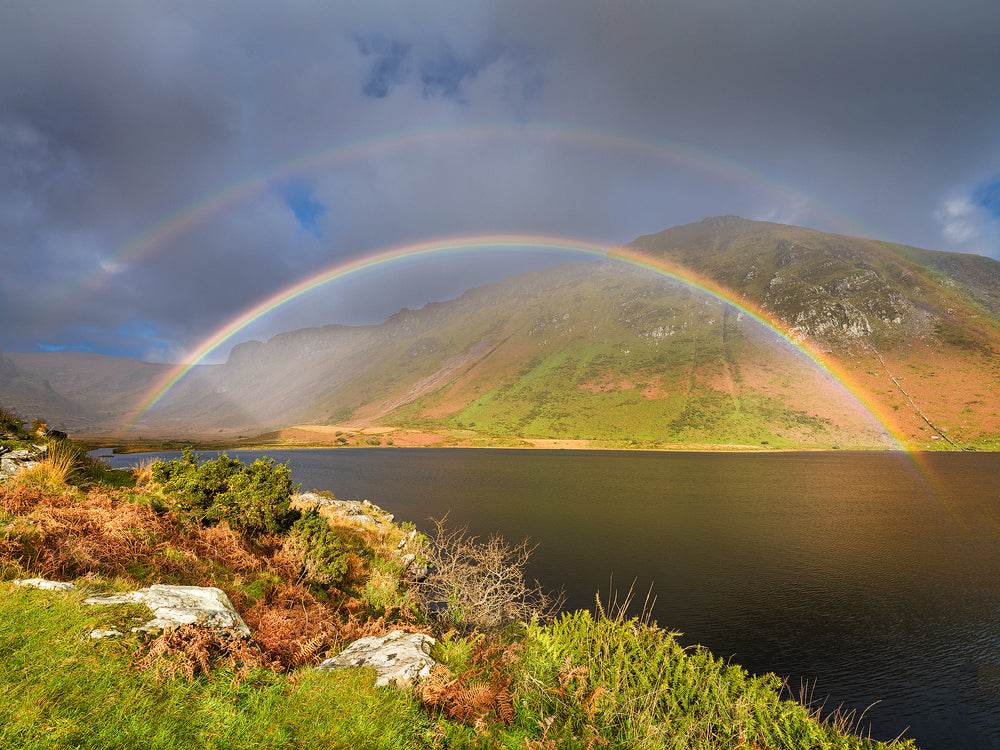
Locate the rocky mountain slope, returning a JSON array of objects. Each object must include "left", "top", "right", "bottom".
[{"left": 4, "top": 217, "right": 999, "bottom": 449}]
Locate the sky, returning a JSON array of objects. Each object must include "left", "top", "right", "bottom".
[{"left": 2, "top": 0, "right": 999, "bottom": 364}]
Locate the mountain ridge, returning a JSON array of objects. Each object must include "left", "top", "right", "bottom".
[{"left": 4, "top": 217, "right": 999, "bottom": 449}]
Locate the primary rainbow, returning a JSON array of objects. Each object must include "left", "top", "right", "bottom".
[{"left": 123, "top": 233, "right": 907, "bottom": 450}]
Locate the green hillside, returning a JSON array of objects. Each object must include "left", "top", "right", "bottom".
[{"left": 5, "top": 217, "right": 1000, "bottom": 450}]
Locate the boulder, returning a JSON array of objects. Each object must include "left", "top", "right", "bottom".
[
  {"left": 0, "top": 445, "right": 47, "bottom": 477},
  {"left": 315, "top": 630, "right": 436, "bottom": 688},
  {"left": 84, "top": 584, "right": 251, "bottom": 637}
]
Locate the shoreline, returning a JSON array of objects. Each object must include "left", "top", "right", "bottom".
[
  {"left": 90, "top": 437, "right": 925, "bottom": 456},
  {"left": 80, "top": 422, "right": 984, "bottom": 454}
]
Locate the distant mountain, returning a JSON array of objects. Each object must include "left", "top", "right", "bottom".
[
  {"left": 0, "top": 348, "right": 88, "bottom": 430},
  {"left": 4, "top": 217, "right": 999, "bottom": 448},
  {"left": 4, "top": 352, "right": 171, "bottom": 436}
]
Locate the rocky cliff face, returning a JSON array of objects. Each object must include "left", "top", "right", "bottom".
[{"left": 626, "top": 216, "right": 997, "bottom": 352}]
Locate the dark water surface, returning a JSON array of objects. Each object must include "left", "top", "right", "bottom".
[{"left": 103, "top": 448, "right": 1000, "bottom": 749}]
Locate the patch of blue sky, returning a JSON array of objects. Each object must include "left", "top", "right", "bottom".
[
  {"left": 114, "top": 321, "right": 160, "bottom": 339},
  {"left": 35, "top": 322, "right": 174, "bottom": 360},
  {"left": 274, "top": 178, "right": 326, "bottom": 239},
  {"left": 356, "top": 36, "right": 412, "bottom": 99},
  {"left": 36, "top": 341, "right": 96, "bottom": 354},
  {"left": 972, "top": 177, "right": 1000, "bottom": 220}
]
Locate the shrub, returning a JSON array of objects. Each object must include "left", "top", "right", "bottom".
[
  {"left": 0, "top": 406, "right": 22, "bottom": 434},
  {"left": 413, "top": 517, "right": 562, "bottom": 634},
  {"left": 210, "top": 458, "right": 299, "bottom": 537},
  {"left": 284, "top": 507, "right": 348, "bottom": 587},
  {"left": 151, "top": 449, "right": 299, "bottom": 538},
  {"left": 150, "top": 447, "right": 237, "bottom": 518}
]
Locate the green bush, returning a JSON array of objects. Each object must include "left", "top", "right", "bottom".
[
  {"left": 285, "top": 507, "right": 348, "bottom": 587},
  {"left": 210, "top": 458, "right": 299, "bottom": 537},
  {"left": 151, "top": 448, "right": 300, "bottom": 538},
  {"left": 0, "top": 406, "right": 23, "bottom": 434}
]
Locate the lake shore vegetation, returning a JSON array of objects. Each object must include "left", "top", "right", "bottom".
[{"left": 1, "top": 413, "right": 917, "bottom": 749}]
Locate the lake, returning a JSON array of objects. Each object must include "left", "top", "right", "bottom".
[{"left": 101, "top": 448, "right": 1000, "bottom": 749}]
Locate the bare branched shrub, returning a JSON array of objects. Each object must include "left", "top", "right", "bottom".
[{"left": 413, "top": 517, "right": 563, "bottom": 634}]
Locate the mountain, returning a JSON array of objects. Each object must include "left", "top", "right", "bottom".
[
  {"left": 4, "top": 217, "right": 999, "bottom": 449},
  {"left": 0, "top": 348, "right": 89, "bottom": 430},
  {"left": 4, "top": 352, "right": 172, "bottom": 436}
]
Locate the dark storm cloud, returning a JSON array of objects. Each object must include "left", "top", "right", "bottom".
[{"left": 1, "top": 0, "right": 998, "bottom": 362}]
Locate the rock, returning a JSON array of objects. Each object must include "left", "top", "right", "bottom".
[
  {"left": 0, "top": 446, "right": 46, "bottom": 477},
  {"left": 84, "top": 584, "right": 251, "bottom": 637},
  {"left": 13, "top": 578, "right": 76, "bottom": 592},
  {"left": 398, "top": 553, "right": 428, "bottom": 581},
  {"left": 315, "top": 630, "right": 436, "bottom": 688},
  {"left": 397, "top": 528, "right": 417, "bottom": 550},
  {"left": 89, "top": 628, "right": 124, "bottom": 639},
  {"left": 293, "top": 493, "right": 395, "bottom": 530}
]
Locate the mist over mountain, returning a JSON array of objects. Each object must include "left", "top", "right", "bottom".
[{"left": 5, "top": 217, "right": 1000, "bottom": 449}]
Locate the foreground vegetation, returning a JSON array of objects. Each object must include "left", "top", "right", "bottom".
[{"left": 1, "top": 406, "right": 917, "bottom": 749}]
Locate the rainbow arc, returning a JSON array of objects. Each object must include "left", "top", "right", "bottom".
[{"left": 124, "top": 233, "right": 909, "bottom": 451}]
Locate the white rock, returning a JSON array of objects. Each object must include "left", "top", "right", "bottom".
[
  {"left": 13, "top": 578, "right": 76, "bottom": 592},
  {"left": 89, "top": 628, "right": 123, "bottom": 639},
  {"left": 84, "top": 584, "right": 251, "bottom": 637},
  {"left": 397, "top": 529, "right": 417, "bottom": 550},
  {"left": 315, "top": 630, "right": 436, "bottom": 688}
]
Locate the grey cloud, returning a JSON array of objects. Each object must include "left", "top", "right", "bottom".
[{"left": 0, "top": 0, "right": 998, "bottom": 361}]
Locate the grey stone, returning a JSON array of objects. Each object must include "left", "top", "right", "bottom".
[
  {"left": 293, "top": 493, "right": 395, "bottom": 530},
  {"left": 397, "top": 528, "right": 417, "bottom": 550},
  {"left": 84, "top": 584, "right": 251, "bottom": 637},
  {"left": 315, "top": 630, "right": 436, "bottom": 688},
  {"left": 89, "top": 628, "right": 124, "bottom": 639},
  {"left": 1, "top": 448, "right": 44, "bottom": 477},
  {"left": 13, "top": 578, "right": 76, "bottom": 592}
]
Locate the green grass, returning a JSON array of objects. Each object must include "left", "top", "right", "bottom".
[
  {"left": 415, "top": 601, "right": 916, "bottom": 749},
  {"left": 0, "top": 585, "right": 432, "bottom": 750}
]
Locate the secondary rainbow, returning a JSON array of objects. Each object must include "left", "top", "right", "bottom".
[
  {"left": 123, "top": 233, "right": 907, "bottom": 449},
  {"left": 86, "top": 122, "right": 889, "bottom": 293}
]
